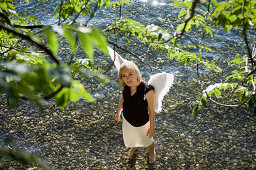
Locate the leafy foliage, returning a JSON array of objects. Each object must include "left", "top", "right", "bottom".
[
  {"left": 0, "top": 24, "right": 108, "bottom": 108},
  {"left": 55, "top": 0, "right": 133, "bottom": 23},
  {"left": 107, "top": 8, "right": 221, "bottom": 71},
  {"left": 186, "top": 0, "right": 256, "bottom": 115},
  {"left": 1, "top": 14, "right": 109, "bottom": 109}
]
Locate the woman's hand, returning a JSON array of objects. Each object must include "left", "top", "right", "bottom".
[
  {"left": 115, "top": 113, "right": 121, "bottom": 122},
  {"left": 147, "top": 127, "right": 155, "bottom": 138}
]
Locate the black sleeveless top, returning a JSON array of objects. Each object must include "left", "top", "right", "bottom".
[{"left": 122, "top": 82, "right": 154, "bottom": 127}]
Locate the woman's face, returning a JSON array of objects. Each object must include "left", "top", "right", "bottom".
[{"left": 121, "top": 68, "right": 138, "bottom": 87}]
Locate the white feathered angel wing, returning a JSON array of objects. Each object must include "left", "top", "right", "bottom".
[
  {"left": 148, "top": 72, "right": 174, "bottom": 113},
  {"left": 107, "top": 46, "right": 128, "bottom": 70}
]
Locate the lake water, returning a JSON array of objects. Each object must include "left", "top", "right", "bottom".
[{"left": 13, "top": 0, "right": 254, "bottom": 81}]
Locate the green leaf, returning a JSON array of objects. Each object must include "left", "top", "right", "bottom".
[
  {"left": 229, "top": 15, "right": 237, "bottom": 23},
  {"left": 45, "top": 29, "right": 58, "bottom": 55},
  {"left": 214, "top": 88, "right": 221, "bottom": 96},
  {"left": 185, "top": 20, "right": 193, "bottom": 32},
  {"left": 54, "top": 88, "right": 69, "bottom": 107},
  {"left": 78, "top": 32, "right": 94, "bottom": 64},
  {"left": 176, "top": 23, "right": 185, "bottom": 32},
  {"left": 7, "top": 2, "right": 16, "bottom": 10},
  {"left": 198, "top": 52, "right": 202, "bottom": 58},
  {"left": 223, "top": 24, "right": 232, "bottom": 32},
  {"left": 31, "top": 35, "right": 42, "bottom": 44},
  {"left": 0, "top": 3, "right": 8, "bottom": 10},
  {"left": 70, "top": 80, "right": 94, "bottom": 102},
  {"left": 192, "top": 104, "right": 199, "bottom": 117},
  {"left": 74, "top": 5, "right": 81, "bottom": 13},
  {"left": 205, "top": 26, "right": 213, "bottom": 38},
  {"left": 212, "top": 0, "right": 219, "bottom": 6},
  {"left": 98, "top": 0, "right": 105, "bottom": 7},
  {"left": 63, "top": 27, "right": 76, "bottom": 55},
  {"left": 28, "top": 15, "right": 37, "bottom": 21},
  {"left": 184, "top": 0, "right": 192, "bottom": 8},
  {"left": 178, "top": 10, "right": 187, "bottom": 19},
  {"left": 201, "top": 95, "right": 207, "bottom": 107},
  {"left": 90, "top": 29, "right": 108, "bottom": 55}
]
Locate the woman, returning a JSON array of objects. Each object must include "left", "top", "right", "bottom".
[{"left": 115, "top": 61, "right": 156, "bottom": 164}]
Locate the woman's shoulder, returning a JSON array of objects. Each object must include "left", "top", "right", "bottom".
[{"left": 141, "top": 81, "right": 154, "bottom": 93}]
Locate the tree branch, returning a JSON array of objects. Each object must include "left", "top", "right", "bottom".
[
  {"left": 242, "top": 0, "right": 255, "bottom": 66},
  {"left": 176, "top": 0, "right": 200, "bottom": 39},
  {"left": 14, "top": 85, "right": 65, "bottom": 102},
  {"left": 43, "top": 85, "right": 64, "bottom": 100},
  {"left": 224, "top": 66, "right": 256, "bottom": 99},
  {"left": 0, "top": 11, "right": 45, "bottom": 29},
  {"left": 0, "top": 11, "right": 11, "bottom": 25},
  {"left": 70, "top": 1, "right": 90, "bottom": 25},
  {"left": 84, "top": 4, "right": 99, "bottom": 26},
  {"left": 238, "top": 93, "right": 256, "bottom": 108},
  {"left": 107, "top": 40, "right": 153, "bottom": 71},
  {"left": 58, "top": 0, "right": 63, "bottom": 25},
  {"left": 0, "top": 22, "right": 61, "bottom": 64},
  {"left": 209, "top": 93, "right": 256, "bottom": 108},
  {"left": 103, "top": 56, "right": 115, "bottom": 74},
  {"left": 12, "top": 24, "right": 45, "bottom": 29},
  {"left": 208, "top": 97, "right": 238, "bottom": 107}
]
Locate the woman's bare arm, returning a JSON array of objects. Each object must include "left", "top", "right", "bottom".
[
  {"left": 115, "top": 95, "right": 123, "bottom": 122},
  {"left": 146, "top": 90, "right": 155, "bottom": 137}
]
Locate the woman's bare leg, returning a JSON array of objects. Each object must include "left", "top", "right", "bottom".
[
  {"left": 148, "top": 143, "right": 156, "bottom": 164},
  {"left": 128, "top": 147, "right": 137, "bottom": 159}
]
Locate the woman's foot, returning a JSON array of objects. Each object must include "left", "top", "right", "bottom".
[
  {"left": 128, "top": 148, "right": 136, "bottom": 159},
  {"left": 149, "top": 150, "right": 156, "bottom": 164}
]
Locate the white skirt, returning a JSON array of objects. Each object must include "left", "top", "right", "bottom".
[{"left": 122, "top": 115, "right": 154, "bottom": 148}]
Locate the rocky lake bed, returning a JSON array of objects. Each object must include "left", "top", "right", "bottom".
[{"left": 1, "top": 71, "right": 256, "bottom": 169}]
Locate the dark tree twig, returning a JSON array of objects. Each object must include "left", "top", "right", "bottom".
[
  {"left": 208, "top": 97, "right": 238, "bottom": 107},
  {"left": 70, "top": 1, "right": 90, "bottom": 25},
  {"left": 58, "top": 0, "right": 63, "bottom": 25},
  {"left": 242, "top": 0, "right": 255, "bottom": 66},
  {"left": 0, "top": 22, "right": 61, "bottom": 64},
  {"left": 0, "top": 11, "right": 45, "bottom": 29},
  {"left": 85, "top": 4, "right": 99, "bottom": 26},
  {"left": 44, "top": 86, "right": 64, "bottom": 100},
  {"left": 208, "top": 92, "right": 256, "bottom": 108},
  {"left": 108, "top": 40, "right": 153, "bottom": 71},
  {"left": 176, "top": 0, "right": 200, "bottom": 39}
]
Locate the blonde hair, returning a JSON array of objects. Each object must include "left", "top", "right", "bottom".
[{"left": 118, "top": 61, "right": 142, "bottom": 86}]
